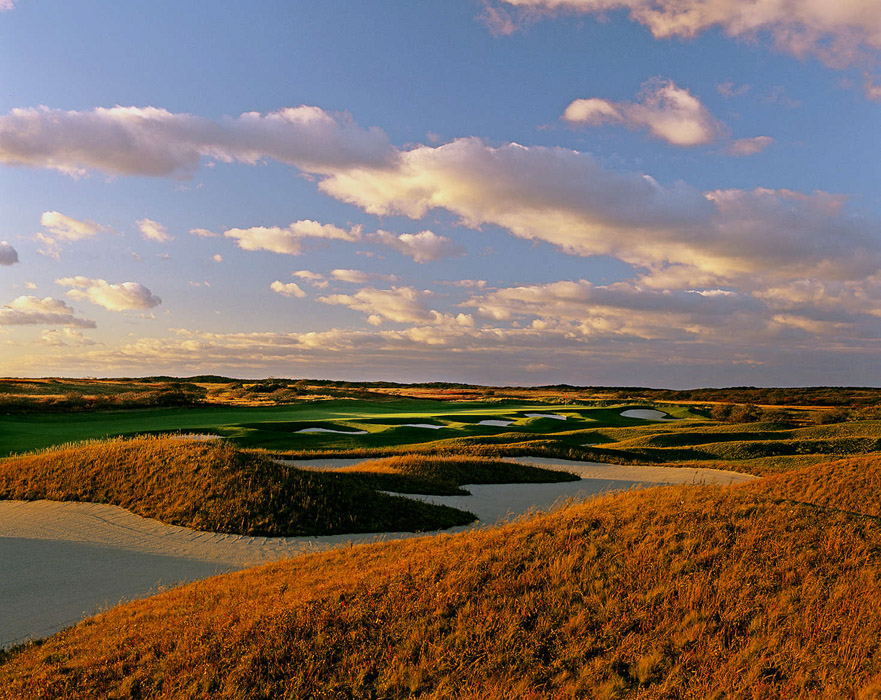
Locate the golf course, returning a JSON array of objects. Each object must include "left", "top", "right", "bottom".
[{"left": 1, "top": 378, "right": 881, "bottom": 698}]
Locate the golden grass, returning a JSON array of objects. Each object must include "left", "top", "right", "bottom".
[
  {"left": 0, "top": 436, "right": 475, "bottom": 535},
  {"left": 748, "top": 454, "right": 881, "bottom": 517},
  {"left": 4, "top": 455, "right": 881, "bottom": 698}
]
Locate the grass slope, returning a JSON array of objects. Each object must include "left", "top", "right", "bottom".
[
  {"left": 3, "top": 457, "right": 881, "bottom": 698},
  {"left": 341, "top": 454, "right": 580, "bottom": 495},
  {"left": 0, "top": 437, "right": 475, "bottom": 536}
]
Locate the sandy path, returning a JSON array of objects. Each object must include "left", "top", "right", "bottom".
[{"left": 1, "top": 458, "right": 756, "bottom": 647}]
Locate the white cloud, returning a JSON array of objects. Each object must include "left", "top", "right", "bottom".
[
  {"left": 56, "top": 276, "right": 162, "bottom": 311},
  {"left": 318, "top": 286, "right": 436, "bottom": 325},
  {"left": 40, "top": 210, "right": 105, "bottom": 241},
  {"left": 725, "top": 136, "right": 774, "bottom": 156},
  {"left": 136, "top": 218, "right": 172, "bottom": 243},
  {"left": 0, "top": 1, "right": 16, "bottom": 11},
  {"left": 465, "top": 279, "right": 766, "bottom": 340},
  {"left": 270, "top": 280, "right": 307, "bottom": 298},
  {"left": 319, "top": 138, "right": 881, "bottom": 288},
  {"left": 34, "top": 233, "right": 61, "bottom": 260},
  {"left": 330, "top": 269, "right": 398, "bottom": 283},
  {"left": 369, "top": 229, "right": 466, "bottom": 262},
  {"left": 498, "top": 0, "right": 881, "bottom": 82},
  {"left": 0, "top": 296, "right": 96, "bottom": 328},
  {"left": 0, "top": 241, "right": 18, "bottom": 265},
  {"left": 293, "top": 270, "right": 325, "bottom": 280},
  {"left": 224, "top": 220, "right": 361, "bottom": 255},
  {"left": 39, "top": 328, "right": 97, "bottom": 347},
  {"left": 563, "top": 79, "right": 722, "bottom": 146},
  {"left": 0, "top": 105, "right": 392, "bottom": 177},
  {"left": 190, "top": 227, "right": 219, "bottom": 238},
  {"left": 212, "top": 253, "right": 223, "bottom": 263}
]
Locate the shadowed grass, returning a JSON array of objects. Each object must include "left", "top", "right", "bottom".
[
  {"left": 339, "top": 454, "right": 580, "bottom": 495},
  {"left": 0, "top": 436, "right": 475, "bottom": 536},
  {"left": 3, "top": 456, "right": 881, "bottom": 697}
]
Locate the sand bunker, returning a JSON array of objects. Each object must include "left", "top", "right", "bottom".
[
  {"left": 620, "top": 409, "right": 674, "bottom": 421},
  {"left": 1, "top": 457, "right": 756, "bottom": 648},
  {"left": 524, "top": 413, "right": 567, "bottom": 420},
  {"left": 399, "top": 423, "right": 445, "bottom": 429},
  {"left": 0, "top": 499, "right": 412, "bottom": 648},
  {"left": 503, "top": 456, "right": 755, "bottom": 486},
  {"left": 296, "top": 428, "right": 369, "bottom": 434},
  {"left": 478, "top": 419, "right": 513, "bottom": 427}
]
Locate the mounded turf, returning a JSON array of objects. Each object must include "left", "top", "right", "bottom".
[
  {"left": 3, "top": 456, "right": 881, "bottom": 698},
  {"left": 0, "top": 437, "right": 476, "bottom": 536}
]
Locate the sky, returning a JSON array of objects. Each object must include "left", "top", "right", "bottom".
[{"left": 1, "top": 0, "right": 880, "bottom": 387}]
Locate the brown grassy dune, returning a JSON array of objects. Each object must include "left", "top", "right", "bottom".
[
  {"left": 3, "top": 455, "right": 881, "bottom": 698},
  {"left": 747, "top": 454, "right": 881, "bottom": 517},
  {"left": 0, "top": 436, "right": 476, "bottom": 535}
]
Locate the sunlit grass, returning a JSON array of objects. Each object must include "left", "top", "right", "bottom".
[{"left": 3, "top": 455, "right": 881, "bottom": 697}]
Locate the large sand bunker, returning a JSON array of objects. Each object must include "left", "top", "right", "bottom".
[{"left": 1, "top": 458, "right": 755, "bottom": 647}]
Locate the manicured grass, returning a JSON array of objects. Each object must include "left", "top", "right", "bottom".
[
  {"left": 0, "top": 437, "right": 476, "bottom": 536},
  {"left": 4, "top": 456, "right": 881, "bottom": 698},
  {"left": 0, "top": 398, "right": 617, "bottom": 456}
]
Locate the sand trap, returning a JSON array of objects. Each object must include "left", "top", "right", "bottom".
[
  {"left": 503, "top": 456, "right": 755, "bottom": 485},
  {"left": 478, "top": 419, "right": 513, "bottom": 427},
  {"left": 0, "top": 457, "right": 756, "bottom": 648},
  {"left": 399, "top": 423, "right": 445, "bottom": 429},
  {"left": 296, "top": 428, "right": 369, "bottom": 435},
  {"left": 620, "top": 409, "right": 675, "bottom": 421},
  {"left": 524, "top": 413, "right": 567, "bottom": 420},
  {"left": 0, "top": 499, "right": 423, "bottom": 648}
]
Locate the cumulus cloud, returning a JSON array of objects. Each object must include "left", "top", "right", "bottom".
[
  {"left": 330, "top": 269, "right": 398, "bottom": 283},
  {"left": 497, "top": 0, "right": 881, "bottom": 80},
  {"left": 0, "top": 241, "right": 18, "bottom": 265},
  {"left": 40, "top": 211, "right": 105, "bottom": 241},
  {"left": 270, "top": 280, "right": 307, "bottom": 298},
  {"left": 0, "top": 105, "right": 393, "bottom": 177},
  {"left": 190, "top": 227, "right": 219, "bottom": 238},
  {"left": 562, "top": 79, "right": 722, "bottom": 146},
  {"left": 136, "top": 218, "right": 172, "bottom": 243},
  {"left": 0, "top": 296, "right": 96, "bottom": 328},
  {"left": 224, "top": 220, "right": 361, "bottom": 255},
  {"left": 319, "top": 137, "right": 881, "bottom": 288},
  {"left": 39, "top": 328, "right": 97, "bottom": 347},
  {"left": 465, "top": 279, "right": 767, "bottom": 340},
  {"left": 56, "top": 276, "right": 162, "bottom": 311},
  {"left": 318, "top": 286, "right": 437, "bottom": 325},
  {"left": 369, "top": 229, "right": 466, "bottom": 262}
]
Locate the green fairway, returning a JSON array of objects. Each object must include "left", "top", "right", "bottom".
[{"left": 0, "top": 399, "right": 692, "bottom": 456}]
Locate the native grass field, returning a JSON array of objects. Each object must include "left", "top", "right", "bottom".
[{"left": 1, "top": 377, "right": 881, "bottom": 698}]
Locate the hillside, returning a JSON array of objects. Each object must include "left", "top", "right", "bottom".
[
  {"left": 0, "top": 437, "right": 475, "bottom": 536},
  {"left": 3, "top": 455, "right": 881, "bottom": 698}
]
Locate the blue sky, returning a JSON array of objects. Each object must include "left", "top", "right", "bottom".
[{"left": 1, "top": 0, "right": 879, "bottom": 386}]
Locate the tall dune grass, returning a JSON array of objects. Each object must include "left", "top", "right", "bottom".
[
  {"left": 4, "top": 456, "right": 881, "bottom": 697},
  {"left": 0, "top": 436, "right": 475, "bottom": 535}
]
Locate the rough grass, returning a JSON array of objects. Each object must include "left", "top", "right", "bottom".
[
  {"left": 4, "top": 456, "right": 881, "bottom": 698},
  {"left": 749, "top": 454, "right": 881, "bottom": 517},
  {"left": 0, "top": 436, "right": 476, "bottom": 536}
]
